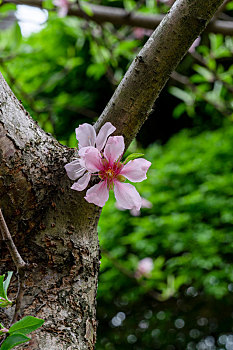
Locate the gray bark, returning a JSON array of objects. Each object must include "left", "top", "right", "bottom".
[
  {"left": 0, "top": 73, "right": 101, "bottom": 349},
  {"left": 0, "top": 0, "right": 225, "bottom": 348}
]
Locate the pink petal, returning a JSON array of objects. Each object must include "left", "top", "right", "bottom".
[
  {"left": 114, "top": 181, "right": 142, "bottom": 210},
  {"left": 141, "top": 198, "right": 152, "bottom": 209},
  {"left": 95, "top": 122, "right": 116, "bottom": 151},
  {"left": 120, "top": 158, "right": 151, "bottom": 182},
  {"left": 71, "top": 172, "right": 91, "bottom": 191},
  {"left": 82, "top": 147, "right": 103, "bottom": 172},
  {"left": 137, "top": 258, "right": 153, "bottom": 275},
  {"left": 85, "top": 181, "right": 109, "bottom": 207},
  {"left": 189, "top": 36, "right": 201, "bottom": 53},
  {"left": 130, "top": 208, "right": 141, "bottom": 216},
  {"left": 78, "top": 146, "right": 95, "bottom": 158},
  {"left": 76, "top": 123, "right": 96, "bottom": 149},
  {"left": 64, "top": 159, "right": 86, "bottom": 180},
  {"left": 115, "top": 202, "right": 126, "bottom": 212},
  {"left": 104, "top": 136, "right": 124, "bottom": 165},
  {"left": 57, "top": 5, "right": 68, "bottom": 17}
]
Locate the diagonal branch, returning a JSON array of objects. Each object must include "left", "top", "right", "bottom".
[{"left": 95, "top": 0, "right": 226, "bottom": 149}]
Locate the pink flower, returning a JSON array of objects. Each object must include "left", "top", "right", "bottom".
[
  {"left": 135, "top": 257, "right": 153, "bottom": 279},
  {"left": 65, "top": 123, "right": 151, "bottom": 209},
  {"left": 64, "top": 122, "right": 116, "bottom": 189},
  {"left": 53, "top": 0, "right": 69, "bottom": 17}
]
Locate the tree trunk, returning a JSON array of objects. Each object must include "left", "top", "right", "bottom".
[
  {"left": 0, "top": 73, "right": 101, "bottom": 349},
  {"left": 0, "top": 0, "right": 224, "bottom": 348}
]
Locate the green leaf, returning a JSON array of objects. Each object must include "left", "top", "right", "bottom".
[
  {"left": 86, "top": 63, "right": 107, "bottom": 80},
  {"left": 226, "top": 1, "right": 233, "bottom": 10},
  {"left": 193, "top": 65, "right": 214, "bottom": 82},
  {"left": 169, "top": 87, "right": 194, "bottom": 105},
  {"left": 81, "top": 3, "right": 93, "bottom": 16},
  {"left": 13, "top": 23, "right": 22, "bottom": 47},
  {"left": 173, "top": 103, "right": 186, "bottom": 119},
  {"left": 0, "top": 275, "right": 7, "bottom": 299},
  {"left": 0, "top": 273, "right": 13, "bottom": 308},
  {"left": 3, "top": 272, "right": 13, "bottom": 296},
  {"left": 0, "top": 333, "right": 30, "bottom": 350},
  {"left": 42, "top": 0, "right": 54, "bottom": 9},
  {"left": 0, "top": 297, "right": 12, "bottom": 308},
  {"left": 124, "top": 153, "right": 144, "bottom": 164},
  {"left": 0, "top": 3, "right": 16, "bottom": 12},
  {"left": 9, "top": 316, "right": 44, "bottom": 336}
]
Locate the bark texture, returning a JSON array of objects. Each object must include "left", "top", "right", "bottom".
[
  {"left": 0, "top": 0, "right": 225, "bottom": 348},
  {"left": 0, "top": 73, "right": 101, "bottom": 349}
]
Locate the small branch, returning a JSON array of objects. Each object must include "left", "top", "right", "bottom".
[
  {"left": 170, "top": 71, "right": 232, "bottom": 118},
  {"left": 214, "top": 0, "right": 231, "bottom": 19},
  {"left": 101, "top": 248, "right": 164, "bottom": 302},
  {"left": 0, "top": 209, "right": 27, "bottom": 324},
  {"left": 3, "top": 0, "right": 233, "bottom": 35},
  {"left": 11, "top": 273, "right": 26, "bottom": 325},
  {"left": 0, "top": 209, "right": 25, "bottom": 269},
  {"left": 189, "top": 51, "right": 233, "bottom": 94}
]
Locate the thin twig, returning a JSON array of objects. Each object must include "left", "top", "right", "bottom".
[
  {"left": 214, "top": 0, "right": 231, "bottom": 19},
  {"left": 189, "top": 51, "right": 233, "bottom": 94},
  {"left": 101, "top": 248, "right": 164, "bottom": 301},
  {"left": 0, "top": 209, "right": 27, "bottom": 324},
  {"left": 170, "top": 71, "right": 232, "bottom": 118},
  {"left": 11, "top": 273, "right": 26, "bottom": 325},
  {"left": 0, "top": 209, "right": 25, "bottom": 269}
]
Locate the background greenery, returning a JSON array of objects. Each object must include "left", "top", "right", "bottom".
[{"left": 0, "top": 0, "right": 233, "bottom": 349}]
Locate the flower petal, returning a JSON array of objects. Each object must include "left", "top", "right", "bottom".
[
  {"left": 76, "top": 123, "right": 96, "bottom": 149},
  {"left": 85, "top": 181, "right": 109, "bottom": 207},
  {"left": 114, "top": 181, "right": 142, "bottom": 210},
  {"left": 78, "top": 146, "right": 95, "bottom": 158},
  {"left": 96, "top": 122, "right": 116, "bottom": 151},
  {"left": 82, "top": 147, "right": 103, "bottom": 172},
  {"left": 141, "top": 198, "right": 152, "bottom": 209},
  {"left": 120, "top": 158, "right": 151, "bottom": 182},
  {"left": 64, "top": 159, "right": 86, "bottom": 180},
  {"left": 104, "top": 136, "right": 124, "bottom": 165},
  {"left": 130, "top": 208, "right": 141, "bottom": 216},
  {"left": 71, "top": 172, "right": 91, "bottom": 191}
]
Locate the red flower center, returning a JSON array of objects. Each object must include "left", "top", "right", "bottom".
[{"left": 98, "top": 160, "right": 125, "bottom": 188}]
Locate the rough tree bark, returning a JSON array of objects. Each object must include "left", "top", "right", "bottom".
[{"left": 0, "top": 0, "right": 224, "bottom": 349}]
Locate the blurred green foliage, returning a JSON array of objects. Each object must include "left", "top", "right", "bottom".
[
  {"left": 97, "top": 124, "right": 233, "bottom": 350},
  {"left": 170, "top": 34, "right": 233, "bottom": 121}
]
